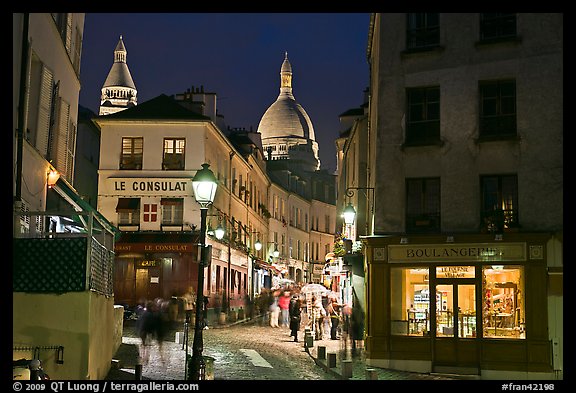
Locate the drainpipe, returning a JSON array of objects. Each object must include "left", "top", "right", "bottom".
[
  {"left": 227, "top": 151, "right": 235, "bottom": 313},
  {"left": 15, "top": 13, "right": 29, "bottom": 205}
]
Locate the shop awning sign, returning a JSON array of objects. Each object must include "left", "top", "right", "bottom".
[{"left": 388, "top": 242, "right": 526, "bottom": 263}]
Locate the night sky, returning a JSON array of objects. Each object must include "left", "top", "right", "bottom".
[{"left": 79, "top": 13, "right": 371, "bottom": 173}]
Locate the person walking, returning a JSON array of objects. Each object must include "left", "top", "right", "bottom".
[
  {"left": 311, "top": 296, "right": 326, "bottom": 340},
  {"left": 278, "top": 291, "right": 291, "bottom": 328},
  {"left": 269, "top": 293, "right": 280, "bottom": 328},
  {"left": 289, "top": 295, "right": 302, "bottom": 342},
  {"left": 327, "top": 298, "right": 342, "bottom": 340}
]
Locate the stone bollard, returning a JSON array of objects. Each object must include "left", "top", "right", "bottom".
[
  {"left": 365, "top": 368, "right": 378, "bottom": 380},
  {"left": 341, "top": 359, "right": 353, "bottom": 379},
  {"left": 317, "top": 345, "right": 326, "bottom": 360},
  {"left": 327, "top": 352, "right": 337, "bottom": 368}
]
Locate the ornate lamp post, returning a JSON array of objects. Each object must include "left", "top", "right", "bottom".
[{"left": 188, "top": 163, "right": 218, "bottom": 381}]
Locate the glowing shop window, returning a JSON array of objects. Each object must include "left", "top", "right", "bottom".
[
  {"left": 482, "top": 266, "right": 525, "bottom": 339},
  {"left": 390, "top": 268, "right": 430, "bottom": 336}
]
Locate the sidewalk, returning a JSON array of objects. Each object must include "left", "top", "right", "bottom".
[{"left": 302, "top": 332, "right": 457, "bottom": 381}]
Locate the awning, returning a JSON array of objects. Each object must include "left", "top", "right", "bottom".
[
  {"left": 160, "top": 198, "right": 183, "bottom": 206},
  {"left": 51, "top": 177, "right": 118, "bottom": 237},
  {"left": 116, "top": 198, "right": 140, "bottom": 212}
]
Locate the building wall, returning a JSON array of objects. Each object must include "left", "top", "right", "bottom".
[
  {"left": 365, "top": 13, "right": 563, "bottom": 379},
  {"left": 13, "top": 292, "right": 116, "bottom": 380},
  {"left": 370, "top": 13, "right": 563, "bottom": 235}
]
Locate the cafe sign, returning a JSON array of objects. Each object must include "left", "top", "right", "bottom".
[
  {"left": 104, "top": 177, "right": 192, "bottom": 197},
  {"left": 115, "top": 243, "right": 195, "bottom": 253},
  {"left": 388, "top": 242, "right": 526, "bottom": 263}
]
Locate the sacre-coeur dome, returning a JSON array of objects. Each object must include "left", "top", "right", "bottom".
[{"left": 257, "top": 52, "right": 316, "bottom": 142}]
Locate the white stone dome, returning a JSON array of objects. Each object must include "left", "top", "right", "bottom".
[
  {"left": 257, "top": 52, "right": 320, "bottom": 171},
  {"left": 258, "top": 95, "right": 315, "bottom": 141}
]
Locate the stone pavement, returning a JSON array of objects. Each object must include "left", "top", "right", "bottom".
[{"left": 106, "top": 315, "right": 458, "bottom": 381}]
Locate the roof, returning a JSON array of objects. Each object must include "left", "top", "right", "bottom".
[
  {"left": 103, "top": 62, "right": 136, "bottom": 89},
  {"left": 94, "top": 94, "right": 211, "bottom": 121}
]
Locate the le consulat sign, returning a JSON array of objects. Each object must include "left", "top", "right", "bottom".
[
  {"left": 104, "top": 177, "right": 192, "bottom": 197},
  {"left": 387, "top": 242, "right": 526, "bottom": 263}
]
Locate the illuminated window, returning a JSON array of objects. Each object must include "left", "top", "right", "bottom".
[
  {"left": 482, "top": 266, "right": 525, "bottom": 339},
  {"left": 120, "top": 137, "right": 143, "bottom": 170},
  {"left": 162, "top": 138, "right": 185, "bottom": 170},
  {"left": 391, "top": 268, "right": 430, "bottom": 336}
]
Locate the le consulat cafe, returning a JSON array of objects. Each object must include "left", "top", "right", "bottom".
[
  {"left": 100, "top": 176, "right": 210, "bottom": 309},
  {"left": 361, "top": 232, "right": 559, "bottom": 378}
]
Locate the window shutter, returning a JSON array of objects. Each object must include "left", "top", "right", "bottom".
[
  {"left": 36, "top": 66, "right": 54, "bottom": 157},
  {"left": 52, "top": 98, "right": 70, "bottom": 177}
]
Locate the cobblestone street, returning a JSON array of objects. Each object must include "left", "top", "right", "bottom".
[{"left": 106, "top": 317, "right": 458, "bottom": 381}]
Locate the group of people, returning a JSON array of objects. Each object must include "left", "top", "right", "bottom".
[{"left": 254, "top": 285, "right": 365, "bottom": 353}]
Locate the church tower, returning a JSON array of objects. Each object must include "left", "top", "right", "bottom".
[
  {"left": 99, "top": 35, "right": 137, "bottom": 116},
  {"left": 257, "top": 52, "right": 321, "bottom": 171}
]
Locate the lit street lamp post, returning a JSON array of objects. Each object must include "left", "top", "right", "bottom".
[{"left": 188, "top": 163, "right": 218, "bottom": 381}]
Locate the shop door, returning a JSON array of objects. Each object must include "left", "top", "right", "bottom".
[
  {"left": 432, "top": 282, "right": 480, "bottom": 375},
  {"left": 135, "top": 269, "right": 149, "bottom": 302}
]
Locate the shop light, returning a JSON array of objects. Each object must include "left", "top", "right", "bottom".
[{"left": 47, "top": 169, "right": 60, "bottom": 188}]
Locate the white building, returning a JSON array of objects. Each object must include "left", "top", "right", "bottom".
[{"left": 13, "top": 13, "right": 117, "bottom": 380}]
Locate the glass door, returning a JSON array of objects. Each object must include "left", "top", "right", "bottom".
[{"left": 435, "top": 283, "right": 476, "bottom": 338}]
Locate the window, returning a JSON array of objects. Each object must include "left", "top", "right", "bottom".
[
  {"left": 480, "top": 13, "right": 517, "bottom": 42},
  {"left": 480, "top": 175, "right": 518, "bottom": 232},
  {"left": 406, "top": 178, "right": 440, "bottom": 233},
  {"left": 391, "top": 268, "right": 430, "bottom": 336},
  {"left": 482, "top": 266, "right": 525, "bottom": 339},
  {"left": 116, "top": 198, "right": 140, "bottom": 225},
  {"left": 406, "top": 87, "right": 440, "bottom": 145},
  {"left": 406, "top": 13, "right": 440, "bottom": 50},
  {"left": 120, "top": 137, "right": 143, "bottom": 169},
  {"left": 143, "top": 204, "right": 157, "bottom": 222},
  {"left": 479, "top": 80, "right": 516, "bottom": 138},
  {"left": 161, "top": 198, "right": 184, "bottom": 225},
  {"left": 163, "top": 138, "right": 185, "bottom": 170}
]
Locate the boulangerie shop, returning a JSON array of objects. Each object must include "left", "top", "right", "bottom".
[{"left": 362, "top": 233, "right": 557, "bottom": 378}]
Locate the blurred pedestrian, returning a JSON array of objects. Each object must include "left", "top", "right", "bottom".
[
  {"left": 289, "top": 295, "right": 302, "bottom": 342},
  {"left": 327, "top": 298, "right": 342, "bottom": 340},
  {"left": 269, "top": 292, "right": 280, "bottom": 327},
  {"left": 351, "top": 292, "right": 365, "bottom": 357},
  {"left": 311, "top": 296, "right": 326, "bottom": 340},
  {"left": 278, "top": 291, "right": 291, "bottom": 328}
]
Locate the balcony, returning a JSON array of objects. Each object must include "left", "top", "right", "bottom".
[{"left": 13, "top": 210, "right": 116, "bottom": 295}]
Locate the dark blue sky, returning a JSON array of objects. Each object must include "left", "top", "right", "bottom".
[{"left": 79, "top": 13, "right": 371, "bottom": 172}]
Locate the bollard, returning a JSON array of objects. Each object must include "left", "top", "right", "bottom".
[
  {"left": 365, "top": 368, "right": 378, "bottom": 380},
  {"left": 305, "top": 333, "right": 314, "bottom": 348},
  {"left": 327, "top": 352, "right": 337, "bottom": 368},
  {"left": 175, "top": 331, "right": 185, "bottom": 344},
  {"left": 317, "top": 345, "right": 326, "bottom": 360},
  {"left": 135, "top": 364, "right": 142, "bottom": 380},
  {"left": 341, "top": 359, "right": 353, "bottom": 379}
]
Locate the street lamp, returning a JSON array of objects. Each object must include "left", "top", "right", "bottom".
[
  {"left": 254, "top": 239, "right": 263, "bottom": 251},
  {"left": 343, "top": 203, "right": 356, "bottom": 226},
  {"left": 188, "top": 163, "right": 218, "bottom": 381}
]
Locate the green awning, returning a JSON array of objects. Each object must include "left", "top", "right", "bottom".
[{"left": 51, "top": 177, "right": 119, "bottom": 237}]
